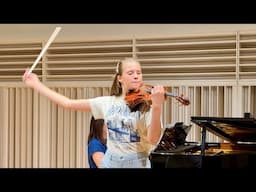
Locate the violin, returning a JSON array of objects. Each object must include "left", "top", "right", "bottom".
[{"left": 125, "top": 84, "right": 190, "bottom": 113}]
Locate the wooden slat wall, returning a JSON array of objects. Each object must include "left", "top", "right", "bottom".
[{"left": 1, "top": 31, "right": 256, "bottom": 167}]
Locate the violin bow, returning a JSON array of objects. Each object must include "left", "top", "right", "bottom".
[{"left": 28, "top": 27, "right": 62, "bottom": 74}]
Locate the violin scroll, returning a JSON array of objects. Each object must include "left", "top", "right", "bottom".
[{"left": 175, "top": 94, "right": 190, "bottom": 106}]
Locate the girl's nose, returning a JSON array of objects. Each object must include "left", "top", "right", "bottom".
[{"left": 134, "top": 73, "right": 139, "bottom": 78}]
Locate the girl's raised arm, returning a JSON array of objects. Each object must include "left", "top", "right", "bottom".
[{"left": 22, "top": 69, "right": 91, "bottom": 112}]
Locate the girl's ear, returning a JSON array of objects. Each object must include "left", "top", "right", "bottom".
[{"left": 117, "top": 75, "right": 122, "bottom": 83}]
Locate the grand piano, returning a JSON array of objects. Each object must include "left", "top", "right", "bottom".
[{"left": 150, "top": 113, "right": 256, "bottom": 168}]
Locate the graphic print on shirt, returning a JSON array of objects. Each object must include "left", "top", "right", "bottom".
[{"left": 106, "top": 104, "right": 140, "bottom": 143}]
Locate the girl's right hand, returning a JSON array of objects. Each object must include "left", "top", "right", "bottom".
[{"left": 22, "top": 68, "right": 40, "bottom": 88}]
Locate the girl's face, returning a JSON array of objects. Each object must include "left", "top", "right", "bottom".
[{"left": 118, "top": 60, "right": 143, "bottom": 93}]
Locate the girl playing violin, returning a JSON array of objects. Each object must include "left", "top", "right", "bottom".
[{"left": 22, "top": 57, "right": 165, "bottom": 168}]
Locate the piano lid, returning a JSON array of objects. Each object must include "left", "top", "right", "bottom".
[{"left": 191, "top": 115, "right": 256, "bottom": 143}]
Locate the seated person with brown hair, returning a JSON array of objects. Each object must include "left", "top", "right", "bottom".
[{"left": 87, "top": 116, "right": 107, "bottom": 168}]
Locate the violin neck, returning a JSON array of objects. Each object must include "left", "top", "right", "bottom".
[
  {"left": 165, "top": 92, "right": 178, "bottom": 98},
  {"left": 146, "top": 88, "right": 178, "bottom": 98}
]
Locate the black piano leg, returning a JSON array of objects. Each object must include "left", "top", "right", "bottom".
[{"left": 200, "top": 126, "right": 207, "bottom": 168}]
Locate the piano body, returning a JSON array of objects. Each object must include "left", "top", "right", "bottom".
[{"left": 150, "top": 114, "right": 256, "bottom": 168}]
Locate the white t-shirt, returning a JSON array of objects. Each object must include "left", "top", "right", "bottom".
[{"left": 89, "top": 95, "right": 160, "bottom": 155}]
